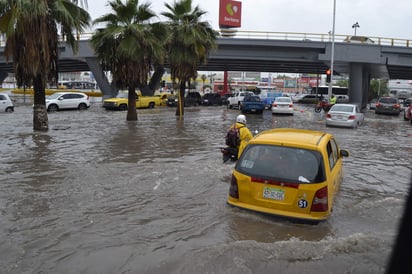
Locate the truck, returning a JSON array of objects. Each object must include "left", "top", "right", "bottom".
[
  {"left": 239, "top": 95, "right": 265, "bottom": 114},
  {"left": 227, "top": 91, "right": 255, "bottom": 109},
  {"left": 102, "top": 91, "right": 164, "bottom": 110},
  {"left": 260, "top": 91, "right": 283, "bottom": 109}
]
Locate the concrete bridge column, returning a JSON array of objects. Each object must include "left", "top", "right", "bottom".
[
  {"left": 349, "top": 63, "right": 370, "bottom": 109},
  {"left": 85, "top": 57, "right": 116, "bottom": 99}
]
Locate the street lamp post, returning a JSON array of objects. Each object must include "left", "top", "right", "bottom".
[
  {"left": 352, "top": 22, "right": 360, "bottom": 36},
  {"left": 328, "top": 0, "right": 336, "bottom": 99}
]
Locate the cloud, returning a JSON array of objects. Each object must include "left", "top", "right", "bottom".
[{"left": 86, "top": 0, "right": 412, "bottom": 39}]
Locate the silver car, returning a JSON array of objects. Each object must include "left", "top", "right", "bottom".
[
  {"left": 326, "top": 104, "right": 364, "bottom": 128},
  {"left": 271, "top": 96, "right": 294, "bottom": 115}
]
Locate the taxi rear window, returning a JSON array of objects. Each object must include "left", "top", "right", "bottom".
[{"left": 236, "top": 144, "right": 326, "bottom": 183}]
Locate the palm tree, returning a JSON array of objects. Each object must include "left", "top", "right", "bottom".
[
  {"left": 0, "top": 0, "right": 90, "bottom": 131},
  {"left": 201, "top": 74, "right": 206, "bottom": 91},
  {"left": 162, "top": 0, "right": 218, "bottom": 117},
  {"left": 90, "top": 0, "right": 166, "bottom": 121}
]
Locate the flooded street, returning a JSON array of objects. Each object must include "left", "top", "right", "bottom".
[{"left": 0, "top": 101, "right": 411, "bottom": 274}]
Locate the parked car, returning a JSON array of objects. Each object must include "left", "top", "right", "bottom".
[
  {"left": 271, "top": 96, "right": 294, "bottom": 115},
  {"left": 103, "top": 92, "right": 163, "bottom": 110},
  {"left": 368, "top": 98, "right": 378, "bottom": 110},
  {"left": 166, "top": 92, "right": 202, "bottom": 107},
  {"left": 261, "top": 91, "right": 284, "bottom": 109},
  {"left": 184, "top": 92, "right": 201, "bottom": 107},
  {"left": 200, "top": 93, "right": 222, "bottom": 106},
  {"left": 0, "top": 93, "right": 14, "bottom": 112},
  {"left": 403, "top": 98, "right": 412, "bottom": 123},
  {"left": 227, "top": 91, "right": 255, "bottom": 109},
  {"left": 221, "top": 93, "right": 234, "bottom": 105},
  {"left": 166, "top": 95, "right": 178, "bottom": 107},
  {"left": 335, "top": 95, "right": 349, "bottom": 103},
  {"left": 326, "top": 104, "right": 364, "bottom": 128},
  {"left": 239, "top": 95, "right": 265, "bottom": 114},
  {"left": 343, "top": 35, "right": 374, "bottom": 44},
  {"left": 375, "top": 97, "right": 401, "bottom": 115},
  {"left": 294, "top": 94, "right": 322, "bottom": 104},
  {"left": 46, "top": 92, "right": 90, "bottom": 112},
  {"left": 227, "top": 128, "right": 349, "bottom": 223},
  {"left": 401, "top": 97, "right": 412, "bottom": 113}
]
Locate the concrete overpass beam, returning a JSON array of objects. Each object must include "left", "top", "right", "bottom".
[
  {"left": 349, "top": 63, "right": 370, "bottom": 109},
  {"left": 85, "top": 57, "right": 116, "bottom": 99}
]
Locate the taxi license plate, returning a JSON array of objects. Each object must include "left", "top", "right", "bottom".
[{"left": 263, "top": 187, "right": 285, "bottom": 200}]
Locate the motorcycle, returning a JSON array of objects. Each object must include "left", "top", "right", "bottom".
[
  {"left": 221, "top": 147, "right": 238, "bottom": 163},
  {"left": 221, "top": 129, "right": 258, "bottom": 163},
  {"left": 314, "top": 99, "right": 332, "bottom": 113}
]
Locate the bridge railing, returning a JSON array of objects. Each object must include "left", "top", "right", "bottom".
[
  {"left": 218, "top": 30, "right": 411, "bottom": 47},
  {"left": 2, "top": 30, "right": 408, "bottom": 48}
]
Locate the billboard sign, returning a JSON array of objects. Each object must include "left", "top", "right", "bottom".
[{"left": 219, "top": 0, "right": 242, "bottom": 28}]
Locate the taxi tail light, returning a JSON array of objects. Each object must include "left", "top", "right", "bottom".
[
  {"left": 272, "top": 103, "right": 277, "bottom": 107},
  {"left": 289, "top": 104, "right": 294, "bottom": 107},
  {"left": 311, "top": 186, "right": 328, "bottom": 212},
  {"left": 326, "top": 113, "right": 332, "bottom": 118},
  {"left": 229, "top": 175, "right": 239, "bottom": 198},
  {"left": 348, "top": 115, "right": 356, "bottom": 120}
]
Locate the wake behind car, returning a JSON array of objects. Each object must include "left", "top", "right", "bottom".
[
  {"left": 46, "top": 92, "right": 90, "bottom": 112},
  {"left": 227, "top": 128, "right": 349, "bottom": 222},
  {"left": 0, "top": 93, "right": 14, "bottom": 112},
  {"left": 326, "top": 103, "right": 364, "bottom": 128}
]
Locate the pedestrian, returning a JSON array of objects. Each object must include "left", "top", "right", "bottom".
[{"left": 225, "top": 114, "right": 253, "bottom": 159}]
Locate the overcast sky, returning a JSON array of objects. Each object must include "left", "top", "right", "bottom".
[{"left": 85, "top": 0, "right": 412, "bottom": 40}]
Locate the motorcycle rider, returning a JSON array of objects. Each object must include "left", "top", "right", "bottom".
[
  {"left": 329, "top": 94, "right": 337, "bottom": 105},
  {"left": 228, "top": 114, "right": 253, "bottom": 159}
]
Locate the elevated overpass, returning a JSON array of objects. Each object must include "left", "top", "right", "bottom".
[{"left": 1, "top": 31, "right": 412, "bottom": 106}]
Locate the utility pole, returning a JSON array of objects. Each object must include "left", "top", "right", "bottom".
[{"left": 328, "top": 0, "right": 336, "bottom": 100}]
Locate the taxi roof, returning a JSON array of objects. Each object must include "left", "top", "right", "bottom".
[{"left": 250, "top": 128, "right": 330, "bottom": 149}]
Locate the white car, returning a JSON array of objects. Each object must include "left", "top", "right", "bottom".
[
  {"left": 271, "top": 96, "right": 294, "bottom": 115},
  {"left": 0, "top": 93, "right": 14, "bottom": 112},
  {"left": 46, "top": 92, "right": 90, "bottom": 112},
  {"left": 326, "top": 104, "right": 364, "bottom": 128}
]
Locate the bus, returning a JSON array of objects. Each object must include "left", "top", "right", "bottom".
[
  {"left": 310, "top": 86, "right": 349, "bottom": 96},
  {"left": 58, "top": 81, "right": 98, "bottom": 90}
]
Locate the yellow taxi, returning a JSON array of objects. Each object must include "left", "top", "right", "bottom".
[{"left": 227, "top": 128, "right": 349, "bottom": 222}]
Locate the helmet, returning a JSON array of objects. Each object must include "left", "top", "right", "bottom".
[{"left": 236, "top": 114, "right": 247, "bottom": 125}]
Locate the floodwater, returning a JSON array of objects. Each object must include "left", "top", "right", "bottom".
[{"left": 0, "top": 100, "right": 411, "bottom": 274}]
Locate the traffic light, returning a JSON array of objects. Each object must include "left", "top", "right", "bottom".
[
  {"left": 326, "top": 69, "right": 331, "bottom": 83},
  {"left": 161, "top": 80, "right": 166, "bottom": 87}
]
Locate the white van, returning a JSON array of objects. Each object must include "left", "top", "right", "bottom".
[
  {"left": 336, "top": 95, "right": 349, "bottom": 103},
  {"left": 389, "top": 89, "right": 412, "bottom": 100}
]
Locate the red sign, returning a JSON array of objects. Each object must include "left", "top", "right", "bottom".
[{"left": 219, "top": 0, "right": 242, "bottom": 28}]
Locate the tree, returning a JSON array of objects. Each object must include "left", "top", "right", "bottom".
[
  {"left": 201, "top": 74, "right": 207, "bottom": 91},
  {"left": 90, "top": 0, "right": 166, "bottom": 121},
  {"left": 370, "top": 79, "right": 388, "bottom": 99},
  {"left": 162, "top": 0, "right": 218, "bottom": 117},
  {"left": 0, "top": 0, "right": 90, "bottom": 131}
]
